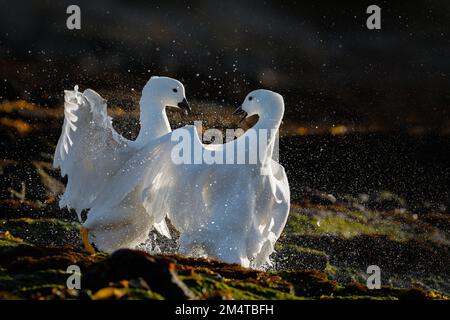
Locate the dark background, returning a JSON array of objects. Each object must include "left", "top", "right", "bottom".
[{"left": 0, "top": 0, "right": 449, "bottom": 130}]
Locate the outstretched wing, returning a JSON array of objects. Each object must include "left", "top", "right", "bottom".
[{"left": 53, "top": 86, "right": 133, "bottom": 220}]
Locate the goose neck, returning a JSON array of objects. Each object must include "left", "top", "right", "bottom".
[{"left": 135, "top": 98, "right": 171, "bottom": 146}]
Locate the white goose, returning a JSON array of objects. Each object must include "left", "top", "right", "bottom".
[
  {"left": 91, "top": 89, "right": 290, "bottom": 268},
  {"left": 53, "top": 76, "right": 190, "bottom": 253}
]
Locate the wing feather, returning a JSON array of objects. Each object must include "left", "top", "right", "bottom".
[{"left": 53, "top": 86, "right": 134, "bottom": 218}]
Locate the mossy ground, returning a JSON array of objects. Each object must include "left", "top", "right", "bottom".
[
  {"left": 275, "top": 203, "right": 450, "bottom": 294},
  {"left": 1, "top": 233, "right": 447, "bottom": 300},
  {"left": 1, "top": 200, "right": 449, "bottom": 300}
]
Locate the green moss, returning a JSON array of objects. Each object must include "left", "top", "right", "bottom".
[
  {"left": 324, "top": 263, "right": 338, "bottom": 277},
  {"left": 315, "top": 216, "right": 376, "bottom": 238},
  {"left": 18, "top": 284, "right": 66, "bottom": 294},
  {"left": 0, "top": 269, "right": 69, "bottom": 292},
  {"left": 284, "top": 245, "right": 327, "bottom": 257},
  {"left": 0, "top": 218, "right": 79, "bottom": 246},
  {"left": 0, "top": 231, "right": 26, "bottom": 247},
  {"left": 321, "top": 295, "right": 398, "bottom": 300},
  {"left": 226, "top": 281, "right": 303, "bottom": 300},
  {"left": 123, "top": 288, "right": 165, "bottom": 300},
  {"left": 0, "top": 218, "right": 78, "bottom": 231},
  {"left": 180, "top": 275, "right": 237, "bottom": 298},
  {"left": 284, "top": 207, "right": 410, "bottom": 241},
  {"left": 0, "top": 267, "right": 15, "bottom": 290},
  {"left": 179, "top": 275, "right": 301, "bottom": 300},
  {"left": 0, "top": 239, "right": 21, "bottom": 247},
  {"left": 283, "top": 213, "right": 317, "bottom": 236}
]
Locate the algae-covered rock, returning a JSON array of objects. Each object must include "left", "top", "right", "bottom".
[
  {"left": 277, "top": 270, "right": 336, "bottom": 297},
  {"left": 83, "top": 249, "right": 194, "bottom": 299}
]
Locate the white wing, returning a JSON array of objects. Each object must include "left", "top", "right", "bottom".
[
  {"left": 183, "top": 129, "right": 290, "bottom": 268},
  {"left": 53, "top": 86, "right": 134, "bottom": 220},
  {"left": 88, "top": 126, "right": 206, "bottom": 236},
  {"left": 248, "top": 159, "right": 290, "bottom": 268},
  {"left": 188, "top": 157, "right": 289, "bottom": 268}
]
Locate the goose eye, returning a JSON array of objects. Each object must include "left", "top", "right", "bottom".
[
  {"left": 248, "top": 96, "right": 253, "bottom": 101},
  {"left": 173, "top": 88, "right": 178, "bottom": 93}
]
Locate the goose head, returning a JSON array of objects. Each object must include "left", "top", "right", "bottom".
[
  {"left": 233, "top": 89, "right": 284, "bottom": 125},
  {"left": 140, "top": 76, "right": 191, "bottom": 115}
]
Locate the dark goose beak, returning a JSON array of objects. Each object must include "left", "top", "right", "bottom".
[
  {"left": 232, "top": 105, "right": 248, "bottom": 124},
  {"left": 177, "top": 98, "right": 191, "bottom": 116}
]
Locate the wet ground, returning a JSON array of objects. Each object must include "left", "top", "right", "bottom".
[{"left": 0, "top": 99, "right": 449, "bottom": 299}]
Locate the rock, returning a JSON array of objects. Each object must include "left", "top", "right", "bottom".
[
  {"left": 0, "top": 244, "right": 101, "bottom": 273},
  {"left": 307, "top": 190, "right": 337, "bottom": 205},
  {"left": 278, "top": 270, "right": 336, "bottom": 297},
  {"left": 410, "top": 200, "right": 447, "bottom": 214},
  {"left": 358, "top": 193, "right": 370, "bottom": 203},
  {"left": 340, "top": 281, "right": 368, "bottom": 295},
  {"left": 82, "top": 249, "right": 194, "bottom": 299},
  {"left": 128, "top": 277, "right": 152, "bottom": 290},
  {"left": 398, "top": 288, "right": 427, "bottom": 300},
  {"left": 367, "top": 191, "right": 406, "bottom": 211},
  {"left": 341, "top": 194, "right": 367, "bottom": 211}
]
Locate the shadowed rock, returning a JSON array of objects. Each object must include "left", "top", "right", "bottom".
[
  {"left": 83, "top": 249, "right": 194, "bottom": 299},
  {"left": 0, "top": 244, "right": 101, "bottom": 273}
]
